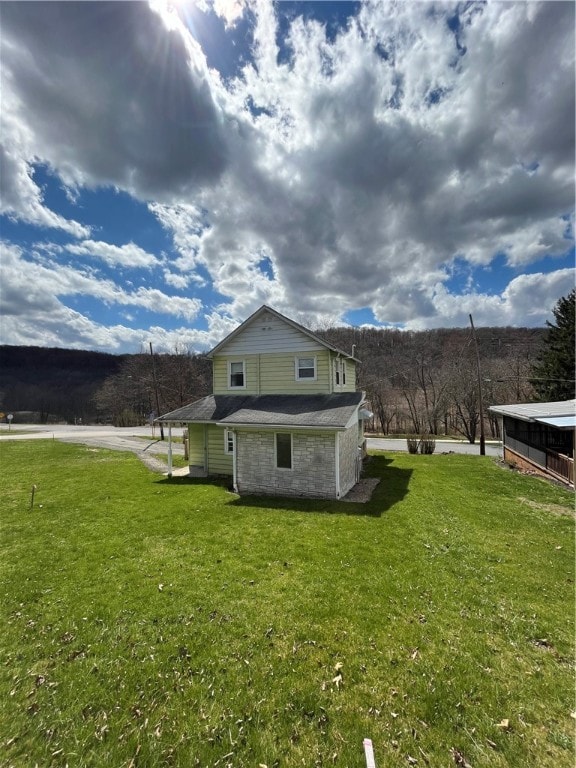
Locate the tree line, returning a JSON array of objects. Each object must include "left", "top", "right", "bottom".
[
  {"left": 318, "top": 324, "right": 547, "bottom": 442},
  {"left": 1, "top": 291, "right": 573, "bottom": 433}
]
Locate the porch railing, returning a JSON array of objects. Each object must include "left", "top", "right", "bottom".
[{"left": 546, "top": 450, "right": 574, "bottom": 485}]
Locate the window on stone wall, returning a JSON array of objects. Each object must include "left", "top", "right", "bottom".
[{"left": 276, "top": 432, "right": 292, "bottom": 469}]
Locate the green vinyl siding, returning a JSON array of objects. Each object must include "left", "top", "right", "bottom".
[
  {"left": 187, "top": 424, "right": 206, "bottom": 468},
  {"left": 259, "top": 352, "right": 331, "bottom": 393},
  {"left": 329, "top": 352, "right": 356, "bottom": 392},
  {"left": 213, "top": 350, "right": 346, "bottom": 395},
  {"left": 206, "top": 424, "right": 233, "bottom": 476},
  {"left": 213, "top": 355, "right": 260, "bottom": 395}
]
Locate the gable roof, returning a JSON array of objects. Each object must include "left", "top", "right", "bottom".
[
  {"left": 207, "top": 305, "right": 360, "bottom": 362},
  {"left": 157, "top": 392, "right": 363, "bottom": 430}
]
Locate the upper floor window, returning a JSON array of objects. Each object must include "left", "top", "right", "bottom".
[
  {"left": 295, "top": 356, "right": 316, "bottom": 381},
  {"left": 229, "top": 361, "right": 245, "bottom": 389},
  {"left": 334, "top": 359, "right": 346, "bottom": 387}
]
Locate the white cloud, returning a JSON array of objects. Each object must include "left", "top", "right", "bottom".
[
  {"left": 0, "top": 242, "right": 202, "bottom": 325},
  {"left": 64, "top": 240, "right": 161, "bottom": 269},
  {"left": 0, "top": 1, "right": 229, "bottom": 202},
  {"left": 0, "top": 145, "right": 89, "bottom": 237},
  {"left": 156, "top": 0, "right": 571, "bottom": 328},
  {"left": 0, "top": 0, "right": 573, "bottom": 347},
  {"left": 423, "top": 268, "right": 576, "bottom": 330}
]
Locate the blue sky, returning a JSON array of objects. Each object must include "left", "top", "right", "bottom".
[{"left": 0, "top": 0, "right": 574, "bottom": 353}]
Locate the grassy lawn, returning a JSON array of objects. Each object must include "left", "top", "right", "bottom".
[{"left": 0, "top": 441, "right": 573, "bottom": 768}]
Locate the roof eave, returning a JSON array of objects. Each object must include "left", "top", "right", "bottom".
[{"left": 215, "top": 421, "right": 345, "bottom": 431}]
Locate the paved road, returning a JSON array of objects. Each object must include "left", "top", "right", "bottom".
[
  {"left": 0, "top": 424, "right": 185, "bottom": 456},
  {"left": 0, "top": 424, "right": 500, "bottom": 457},
  {"left": 367, "top": 437, "right": 501, "bottom": 456}
]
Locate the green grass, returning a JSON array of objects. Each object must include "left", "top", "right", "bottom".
[{"left": 0, "top": 441, "right": 574, "bottom": 768}]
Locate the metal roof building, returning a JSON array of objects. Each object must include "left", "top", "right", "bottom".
[{"left": 489, "top": 400, "right": 574, "bottom": 486}]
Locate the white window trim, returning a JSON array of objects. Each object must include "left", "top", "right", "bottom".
[
  {"left": 275, "top": 432, "right": 293, "bottom": 470},
  {"left": 295, "top": 355, "right": 317, "bottom": 382},
  {"left": 334, "top": 358, "right": 347, "bottom": 388},
  {"left": 224, "top": 429, "right": 235, "bottom": 455},
  {"left": 228, "top": 360, "right": 246, "bottom": 390}
]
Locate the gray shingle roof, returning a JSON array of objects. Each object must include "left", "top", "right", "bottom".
[{"left": 158, "top": 392, "right": 363, "bottom": 429}]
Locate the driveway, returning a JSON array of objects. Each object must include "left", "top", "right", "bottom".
[{"left": 0, "top": 424, "right": 185, "bottom": 457}]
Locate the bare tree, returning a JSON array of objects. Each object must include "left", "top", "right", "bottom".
[{"left": 95, "top": 351, "right": 211, "bottom": 426}]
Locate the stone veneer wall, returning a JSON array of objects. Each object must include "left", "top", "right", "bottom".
[
  {"left": 339, "top": 422, "right": 360, "bottom": 497},
  {"left": 236, "top": 429, "right": 337, "bottom": 498}
]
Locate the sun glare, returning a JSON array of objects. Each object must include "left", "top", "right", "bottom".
[{"left": 149, "top": 0, "right": 186, "bottom": 32}]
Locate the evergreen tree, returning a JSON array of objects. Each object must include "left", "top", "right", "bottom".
[{"left": 531, "top": 289, "right": 575, "bottom": 401}]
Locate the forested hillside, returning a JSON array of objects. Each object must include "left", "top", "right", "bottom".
[
  {"left": 0, "top": 346, "right": 126, "bottom": 423},
  {"left": 0, "top": 325, "right": 547, "bottom": 434},
  {"left": 0, "top": 346, "right": 211, "bottom": 425},
  {"left": 317, "top": 324, "right": 547, "bottom": 440}
]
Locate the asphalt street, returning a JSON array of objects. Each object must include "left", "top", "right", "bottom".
[
  {"left": 0, "top": 424, "right": 185, "bottom": 456},
  {"left": 0, "top": 424, "right": 500, "bottom": 457},
  {"left": 366, "top": 437, "right": 501, "bottom": 456}
]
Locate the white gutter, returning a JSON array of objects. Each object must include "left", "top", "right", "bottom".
[
  {"left": 232, "top": 429, "right": 238, "bottom": 493},
  {"left": 335, "top": 431, "right": 341, "bottom": 499}
]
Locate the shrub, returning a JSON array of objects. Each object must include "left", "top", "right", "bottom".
[
  {"left": 420, "top": 435, "right": 436, "bottom": 454},
  {"left": 406, "top": 436, "right": 419, "bottom": 454},
  {"left": 114, "top": 408, "right": 141, "bottom": 427}
]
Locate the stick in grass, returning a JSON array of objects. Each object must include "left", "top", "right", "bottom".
[{"left": 30, "top": 484, "right": 37, "bottom": 510}]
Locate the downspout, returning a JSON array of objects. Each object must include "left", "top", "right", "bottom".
[
  {"left": 335, "top": 431, "right": 341, "bottom": 499},
  {"left": 167, "top": 424, "right": 173, "bottom": 478},
  {"left": 232, "top": 429, "right": 239, "bottom": 493}
]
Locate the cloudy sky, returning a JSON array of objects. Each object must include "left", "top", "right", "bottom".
[{"left": 0, "top": 0, "right": 574, "bottom": 353}]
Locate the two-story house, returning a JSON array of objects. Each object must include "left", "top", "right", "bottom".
[{"left": 157, "top": 305, "right": 370, "bottom": 499}]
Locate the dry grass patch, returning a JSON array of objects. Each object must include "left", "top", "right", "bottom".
[{"left": 517, "top": 496, "right": 575, "bottom": 518}]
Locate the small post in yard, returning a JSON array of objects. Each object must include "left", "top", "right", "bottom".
[
  {"left": 469, "top": 314, "right": 486, "bottom": 456},
  {"left": 30, "top": 484, "right": 37, "bottom": 510},
  {"left": 363, "top": 738, "right": 376, "bottom": 768}
]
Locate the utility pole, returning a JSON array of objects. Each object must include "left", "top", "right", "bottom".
[
  {"left": 149, "top": 342, "right": 165, "bottom": 440},
  {"left": 469, "top": 314, "right": 485, "bottom": 456}
]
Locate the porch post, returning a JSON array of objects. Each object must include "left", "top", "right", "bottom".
[
  {"left": 232, "top": 429, "right": 238, "bottom": 493},
  {"left": 167, "top": 424, "right": 173, "bottom": 478},
  {"left": 335, "top": 431, "right": 341, "bottom": 499}
]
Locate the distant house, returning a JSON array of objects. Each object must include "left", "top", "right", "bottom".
[
  {"left": 157, "top": 305, "right": 371, "bottom": 499},
  {"left": 489, "top": 400, "right": 575, "bottom": 486}
]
